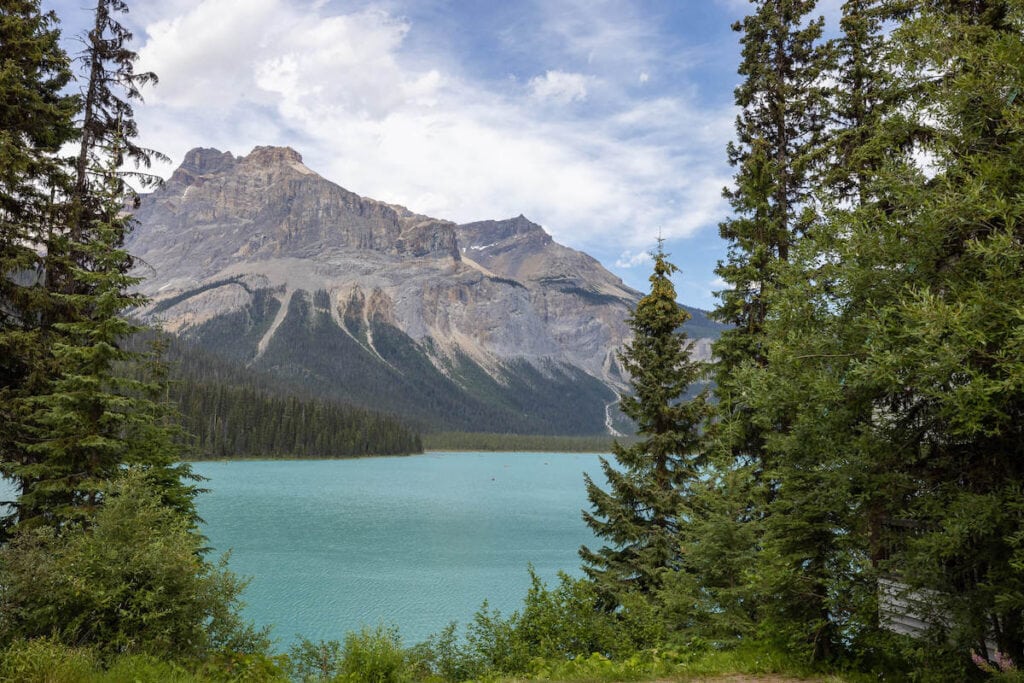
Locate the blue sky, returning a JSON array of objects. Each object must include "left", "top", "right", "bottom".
[{"left": 43, "top": 0, "right": 838, "bottom": 310}]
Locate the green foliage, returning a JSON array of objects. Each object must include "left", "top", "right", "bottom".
[
  {"left": 0, "top": 637, "right": 98, "bottom": 683},
  {"left": 707, "top": 0, "right": 833, "bottom": 658},
  {"left": 174, "top": 373, "right": 423, "bottom": 459},
  {"left": 1, "top": 0, "right": 195, "bottom": 537},
  {"left": 0, "top": 469, "right": 265, "bottom": 661},
  {"left": 0, "top": 0, "right": 75, "bottom": 537},
  {"left": 99, "top": 654, "right": 199, "bottom": 682},
  {"left": 121, "top": 331, "right": 423, "bottom": 460},
  {"left": 287, "top": 637, "right": 343, "bottom": 682},
  {"left": 514, "top": 570, "right": 621, "bottom": 660},
  {"left": 581, "top": 243, "right": 710, "bottom": 601},
  {"left": 413, "top": 569, "right": 671, "bottom": 681},
  {"left": 338, "top": 625, "right": 411, "bottom": 683},
  {"left": 705, "top": 0, "right": 1024, "bottom": 670},
  {"left": 659, "top": 467, "right": 761, "bottom": 643},
  {"left": 15, "top": 152, "right": 194, "bottom": 529},
  {"left": 528, "top": 650, "right": 686, "bottom": 682},
  {"left": 0, "top": 3, "right": 78, "bottom": 495}
]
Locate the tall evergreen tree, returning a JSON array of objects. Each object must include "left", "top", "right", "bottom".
[
  {"left": 580, "top": 243, "right": 710, "bottom": 602},
  {"left": 747, "top": 0, "right": 1024, "bottom": 667},
  {"left": 72, "top": 0, "right": 165, "bottom": 203},
  {"left": 22, "top": 141, "right": 194, "bottom": 527},
  {"left": 703, "top": 0, "right": 829, "bottom": 650},
  {"left": 715, "top": 0, "right": 826, "bottom": 368},
  {"left": 0, "top": 0, "right": 78, "bottom": 535},
  {"left": 737, "top": 0, "right": 920, "bottom": 660},
  {"left": 710, "top": 0, "right": 828, "bottom": 503},
  {"left": 844, "top": 0, "right": 1024, "bottom": 662},
  {"left": 3, "top": 0, "right": 195, "bottom": 531},
  {"left": 735, "top": 1, "right": 926, "bottom": 659}
]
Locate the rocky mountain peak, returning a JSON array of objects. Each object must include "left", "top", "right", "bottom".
[
  {"left": 509, "top": 214, "right": 544, "bottom": 233},
  {"left": 179, "top": 147, "right": 236, "bottom": 175},
  {"left": 243, "top": 145, "right": 306, "bottom": 167},
  {"left": 459, "top": 215, "right": 552, "bottom": 248}
]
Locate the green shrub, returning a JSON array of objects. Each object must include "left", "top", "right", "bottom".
[
  {"left": 0, "top": 469, "right": 266, "bottom": 662},
  {"left": 0, "top": 638, "right": 98, "bottom": 683},
  {"left": 339, "top": 625, "right": 409, "bottom": 683},
  {"left": 199, "top": 650, "right": 290, "bottom": 682},
  {"left": 515, "top": 570, "right": 620, "bottom": 661},
  {"left": 287, "top": 637, "right": 343, "bottom": 682},
  {"left": 415, "top": 570, "right": 666, "bottom": 681},
  {"left": 411, "top": 622, "right": 484, "bottom": 682},
  {"left": 99, "top": 653, "right": 197, "bottom": 682}
]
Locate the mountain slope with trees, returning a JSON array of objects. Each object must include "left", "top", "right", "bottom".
[{"left": 132, "top": 333, "right": 423, "bottom": 458}]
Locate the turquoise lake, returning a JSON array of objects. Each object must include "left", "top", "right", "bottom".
[{"left": 190, "top": 452, "right": 607, "bottom": 648}]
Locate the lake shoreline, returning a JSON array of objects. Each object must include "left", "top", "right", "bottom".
[{"left": 183, "top": 449, "right": 611, "bottom": 463}]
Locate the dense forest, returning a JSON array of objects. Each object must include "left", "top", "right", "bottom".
[
  {"left": 2, "top": 0, "right": 1023, "bottom": 681},
  {"left": 126, "top": 333, "right": 423, "bottom": 458}
]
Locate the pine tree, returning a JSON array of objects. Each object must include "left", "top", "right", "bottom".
[
  {"left": 5, "top": 0, "right": 195, "bottom": 531},
  {"left": 749, "top": 0, "right": 1024, "bottom": 666},
  {"left": 842, "top": 0, "right": 1024, "bottom": 662},
  {"left": 710, "top": 0, "right": 828, "bottom": 509},
  {"left": 0, "top": 0, "right": 78, "bottom": 535},
  {"left": 72, "top": 0, "right": 165, "bottom": 202},
  {"left": 715, "top": 0, "right": 826, "bottom": 370},
  {"left": 580, "top": 243, "right": 710, "bottom": 602},
  {"left": 22, "top": 141, "right": 195, "bottom": 527},
  {"left": 703, "top": 0, "right": 829, "bottom": 650},
  {"left": 736, "top": 1, "right": 923, "bottom": 658}
]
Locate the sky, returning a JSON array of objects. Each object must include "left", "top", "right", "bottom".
[{"left": 42, "top": 0, "right": 840, "bottom": 310}]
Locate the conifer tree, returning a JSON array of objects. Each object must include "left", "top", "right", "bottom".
[
  {"left": 580, "top": 243, "right": 710, "bottom": 602},
  {"left": 735, "top": 1, "right": 923, "bottom": 658},
  {"left": 4, "top": 0, "right": 195, "bottom": 531},
  {"left": 703, "top": 0, "right": 829, "bottom": 647},
  {"left": 748, "top": 0, "right": 1024, "bottom": 665},
  {"left": 72, "top": 0, "right": 165, "bottom": 203},
  {"left": 714, "top": 0, "right": 826, "bottom": 371},
  {"left": 710, "top": 0, "right": 828, "bottom": 503},
  {"left": 22, "top": 141, "right": 194, "bottom": 527},
  {"left": 0, "top": 0, "right": 78, "bottom": 535},
  {"left": 842, "top": 0, "right": 1024, "bottom": 662}
]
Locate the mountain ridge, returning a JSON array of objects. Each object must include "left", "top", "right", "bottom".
[{"left": 128, "top": 145, "right": 721, "bottom": 434}]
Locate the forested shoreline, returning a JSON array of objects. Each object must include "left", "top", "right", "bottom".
[
  {"left": 2, "top": 0, "right": 1024, "bottom": 681},
  {"left": 127, "top": 333, "right": 424, "bottom": 459}
]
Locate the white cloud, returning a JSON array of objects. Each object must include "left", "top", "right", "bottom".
[
  {"left": 615, "top": 250, "right": 652, "bottom": 269},
  {"left": 527, "top": 70, "right": 589, "bottom": 104},
  {"left": 639, "top": 71, "right": 650, "bottom": 84},
  {"left": 126, "top": 0, "right": 735, "bottom": 307}
]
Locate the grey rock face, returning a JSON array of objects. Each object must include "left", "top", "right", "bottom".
[{"left": 128, "top": 146, "right": 716, "bottom": 433}]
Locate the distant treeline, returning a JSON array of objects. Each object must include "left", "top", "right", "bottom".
[
  {"left": 423, "top": 431, "right": 634, "bottom": 453},
  {"left": 174, "top": 383, "right": 422, "bottom": 459},
  {"left": 128, "top": 332, "right": 423, "bottom": 459}
]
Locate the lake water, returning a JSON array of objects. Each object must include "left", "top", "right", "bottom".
[{"left": 191, "top": 452, "right": 607, "bottom": 648}]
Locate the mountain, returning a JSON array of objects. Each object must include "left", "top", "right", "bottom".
[{"left": 128, "top": 146, "right": 722, "bottom": 435}]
